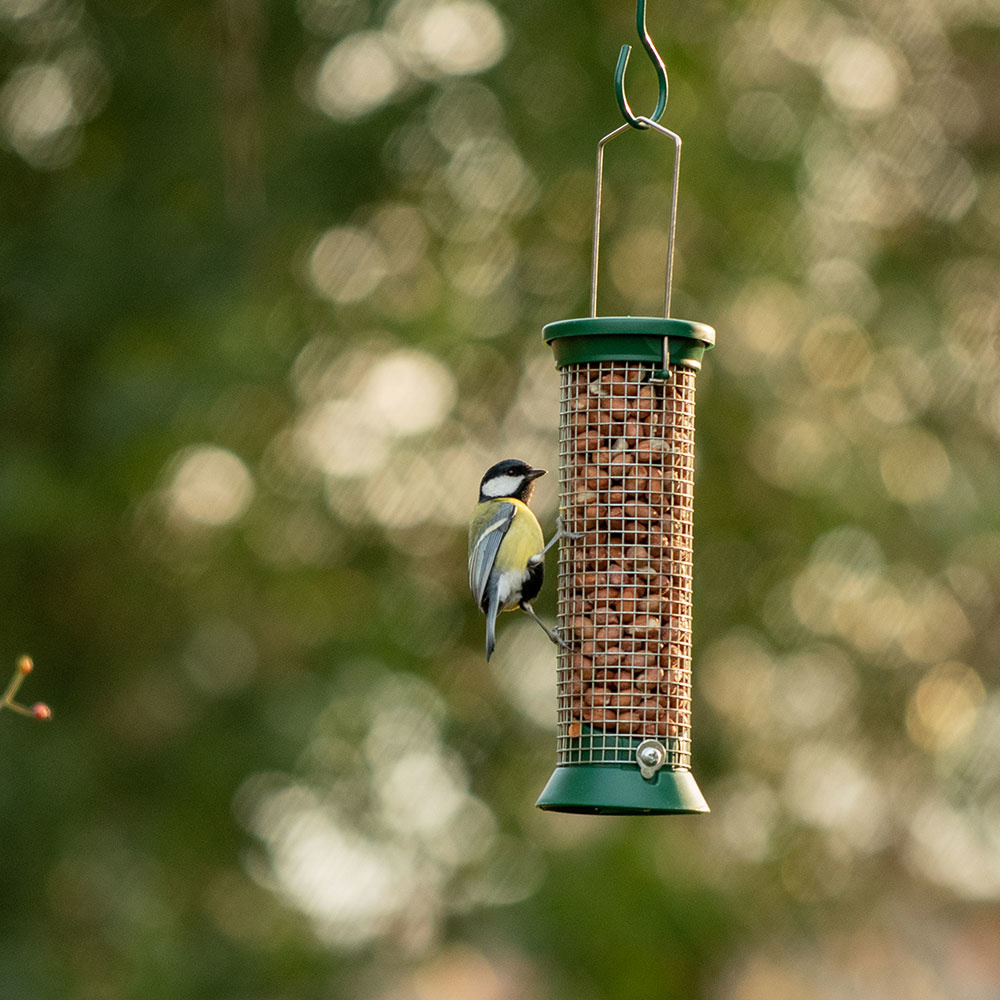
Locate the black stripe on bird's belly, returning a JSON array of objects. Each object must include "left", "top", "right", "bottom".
[{"left": 520, "top": 560, "right": 544, "bottom": 604}]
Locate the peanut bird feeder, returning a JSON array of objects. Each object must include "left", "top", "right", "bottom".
[{"left": 536, "top": 1, "right": 715, "bottom": 814}]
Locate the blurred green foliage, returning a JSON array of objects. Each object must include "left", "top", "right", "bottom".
[{"left": 2, "top": 0, "right": 1000, "bottom": 997}]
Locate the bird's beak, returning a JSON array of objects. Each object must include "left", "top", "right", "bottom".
[{"left": 525, "top": 468, "right": 547, "bottom": 481}]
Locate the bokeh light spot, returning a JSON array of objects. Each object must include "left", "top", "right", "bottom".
[
  {"left": 308, "top": 226, "right": 389, "bottom": 304},
  {"left": 879, "top": 426, "right": 951, "bottom": 505},
  {"left": 377, "top": 751, "right": 469, "bottom": 836},
  {"left": 358, "top": 348, "right": 456, "bottom": 436},
  {"left": 906, "top": 661, "right": 985, "bottom": 753},
  {"left": 362, "top": 453, "right": 439, "bottom": 528},
  {"left": 392, "top": 0, "right": 507, "bottom": 79},
  {"left": 168, "top": 446, "right": 255, "bottom": 526},
  {"left": 822, "top": 36, "right": 900, "bottom": 116},
  {"left": 295, "top": 399, "right": 389, "bottom": 478},
  {"left": 784, "top": 741, "right": 886, "bottom": 850},
  {"left": 722, "top": 279, "right": 805, "bottom": 374},
  {"left": 701, "top": 632, "right": 776, "bottom": 726},
  {"left": 445, "top": 136, "right": 535, "bottom": 215},
  {"left": 749, "top": 414, "right": 843, "bottom": 494},
  {"left": 315, "top": 31, "right": 404, "bottom": 121},
  {"left": 799, "top": 315, "right": 872, "bottom": 389},
  {"left": 247, "top": 783, "right": 413, "bottom": 947},
  {"left": 369, "top": 201, "right": 430, "bottom": 275},
  {"left": 442, "top": 229, "right": 517, "bottom": 296},
  {"left": 0, "top": 61, "right": 77, "bottom": 164}
]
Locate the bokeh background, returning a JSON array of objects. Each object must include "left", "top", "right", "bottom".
[{"left": 2, "top": 0, "right": 1000, "bottom": 997}]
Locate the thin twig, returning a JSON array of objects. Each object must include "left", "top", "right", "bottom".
[{"left": 0, "top": 656, "right": 52, "bottom": 721}]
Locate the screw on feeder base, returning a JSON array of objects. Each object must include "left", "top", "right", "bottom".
[{"left": 636, "top": 739, "right": 666, "bottom": 779}]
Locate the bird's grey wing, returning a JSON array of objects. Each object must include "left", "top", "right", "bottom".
[{"left": 469, "top": 502, "right": 515, "bottom": 609}]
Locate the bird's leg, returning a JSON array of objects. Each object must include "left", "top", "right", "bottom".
[
  {"left": 520, "top": 601, "right": 569, "bottom": 649},
  {"left": 529, "top": 516, "right": 583, "bottom": 566}
]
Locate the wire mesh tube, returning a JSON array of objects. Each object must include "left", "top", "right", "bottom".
[{"left": 557, "top": 360, "right": 695, "bottom": 768}]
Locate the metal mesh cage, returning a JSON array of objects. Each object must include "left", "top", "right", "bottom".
[{"left": 556, "top": 360, "right": 696, "bottom": 771}]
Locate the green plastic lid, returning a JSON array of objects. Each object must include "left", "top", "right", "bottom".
[{"left": 543, "top": 316, "right": 715, "bottom": 371}]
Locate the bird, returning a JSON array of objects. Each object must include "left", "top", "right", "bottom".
[{"left": 468, "top": 458, "right": 568, "bottom": 661}]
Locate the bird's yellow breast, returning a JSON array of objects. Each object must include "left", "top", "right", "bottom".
[{"left": 496, "top": 499, "right": 544, "bottom": 563}]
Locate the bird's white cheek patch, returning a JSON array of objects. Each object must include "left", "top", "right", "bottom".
[{"left": 481, "top": 474, "right": 523, "bottom": 498}]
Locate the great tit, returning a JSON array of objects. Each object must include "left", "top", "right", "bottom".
[{"left": 468, "top": 458, "right": 566, "bottom": 661}]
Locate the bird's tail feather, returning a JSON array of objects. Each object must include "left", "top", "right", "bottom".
[{"left": 485, "top": 588, "right": 500, "bottom": 661}]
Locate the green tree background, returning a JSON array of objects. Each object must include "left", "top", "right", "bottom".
[{"left": 2, "top": 0, "right": 999, "bottom": 997}]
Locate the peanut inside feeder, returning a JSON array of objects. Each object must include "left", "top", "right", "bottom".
[{"left": 560, "top": 362, "right": 694, "bottom": 762}]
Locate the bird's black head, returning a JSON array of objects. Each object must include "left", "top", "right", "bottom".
[{"left": 478, "top": 459, "right": 546, "bottom": 503}]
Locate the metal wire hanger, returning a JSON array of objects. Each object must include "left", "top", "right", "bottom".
[{"left": 591, "top": 0, "right": 681, "bottom": 326}]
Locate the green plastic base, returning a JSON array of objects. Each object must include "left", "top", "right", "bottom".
[
  {"left": 536, "top": 764, "right": 710, "bottom": 815},
  {"left": 543, "top": 316, "right": 715, "bottom": 370}
]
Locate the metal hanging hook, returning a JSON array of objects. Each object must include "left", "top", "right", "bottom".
[{"left": 614, "top": 0, "right": 669, "bottom": 128}]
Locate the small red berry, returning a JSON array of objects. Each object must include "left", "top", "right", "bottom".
[
  {"left": 17, "top": 655, "right": 33, "bottom": 675},
  {"left": 32, "top": 702, "right": 52, "bottom": 721}
]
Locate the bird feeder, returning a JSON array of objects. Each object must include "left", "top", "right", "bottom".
[{"left": 536, "top": 3, "right": 714, "bottom": 815}]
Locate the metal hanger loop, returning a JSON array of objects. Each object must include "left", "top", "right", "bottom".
[{"left": 589, "top": 117, "right": 682, "bottom": 320}]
